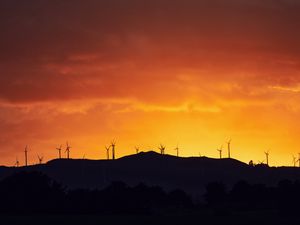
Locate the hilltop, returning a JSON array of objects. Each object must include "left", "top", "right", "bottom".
[{"left": 1, "top": 151, "right": 300, "bottom": 199}]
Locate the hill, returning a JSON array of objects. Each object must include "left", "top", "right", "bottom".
[{"left": 1, "top": 151, "right": 300, "bottom": 199}]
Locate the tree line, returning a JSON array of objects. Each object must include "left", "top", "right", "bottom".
[
  {"left": 0, "top": 172, "right": 192, "bottom": 214},
  {"left": 1, "top": 171, "right": 300, "bottom": 215}
]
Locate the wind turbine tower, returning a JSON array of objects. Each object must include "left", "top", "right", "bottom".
[
  {"left": 227, "top": 139, "right": 231, "bottom": 158},
  {"left": 56, "top": 145, "right": 62, "bottom": 159},
  {"left": 105, "top": 146, "right": 110, "bottom": 160},
  {"left": 15, "top": 157, "right": 20, "bottom": 167},
  {"left": 65, "top": 142, "right": 71, "bottom": 159},
  {"left": 24, "top": 145, "right": 28, "bottom": 166},
  {"left": 37, "top": 155, "right": 43, "bottom": 164},
  {"left": 135, "top": 146, "right": 140, "bottom": 154},
  {"left": 175, "top": 145, "right": 179, "bottom": 157},
  {"left": 111, "top": 140, "right": 116, "bottom": 160},
  {"left": 265, "top": 150, "right": 270, "bottom": 166},
  {"left": 159, "top": 144, "right": 166, "bottom": 155},
  {"left": 217, "top": 145, "right": 223, "bottom": 159},
  {"left": 293, "top": 155, "right": 297, "bottom": 167}
]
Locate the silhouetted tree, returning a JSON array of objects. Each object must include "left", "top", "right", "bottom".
[
  {"left": 167, "top": 189, "right": 193, "bottom": 209},
  {"left": 277, "top": 179, "right": 298, "bottom": 214},
  {"left": 205, "top": 182, "right": 227, "bottom": 205},
  {"left": 0, "top": 171, "right": 65, "bottom": 213},
  {"left": 249, "top": 160, "right": 254, "bottom": 166}
]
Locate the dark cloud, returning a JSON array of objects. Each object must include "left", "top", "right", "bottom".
[{"left": 0, "top": 0, "right": 300, "bottom": 103}]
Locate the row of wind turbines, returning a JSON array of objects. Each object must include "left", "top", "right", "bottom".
[
  {"left": 14, "top": 142, "right": 71, "bottom": 167},
  {"left": 216, "top": 139, "right": 232, "bottom": 159},
  {"left": 15, "top": 140, "right": 119, "bottom": 167},
  {"left": 13, "top": 139, "right": 300, "bottom": 168}
]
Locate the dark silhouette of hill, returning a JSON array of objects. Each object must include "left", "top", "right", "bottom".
[
  {"left": 1, "top": 151, "right": 300, "bottom": 200},
  {"left": 0, "top": 159, "right": 300, "bottom": 225}
]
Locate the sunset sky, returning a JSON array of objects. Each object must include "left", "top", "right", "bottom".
[{"left": 1, "top": 0, "right": 300, "bottom": 166}]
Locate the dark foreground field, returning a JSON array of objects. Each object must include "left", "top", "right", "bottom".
[{"left": 1, "top": 211, "right": 300, "bottom": 225}]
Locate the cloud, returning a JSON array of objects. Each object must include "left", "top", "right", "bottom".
[{"left": 0, "top": 0, "right": 300, "bottom": 104}]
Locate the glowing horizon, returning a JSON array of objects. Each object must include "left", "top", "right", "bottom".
[{"left": 5, "top": 133, "right": 299, "bottom": 167}]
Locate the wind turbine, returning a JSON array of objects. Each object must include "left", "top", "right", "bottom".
[
  {"left": 226, "top": 139, "right": 231, "bottom": 158},
  {"left": 24, "top": 145, "right": 28, "bottom": 166},
  {"left": 135, "top": 146, "right": 140, "bottom": 154},
  {"left": 217, "top": 145, "right": 223, "bottom": 159},
  {"left": 293, "top": 155, "right": 297, "bottom": 167},
  {"left": 56, "top": 145, "right": 62, "bottom": 159},
  {"left": 111, "top": 140, "right": 116, "bottom": 160},
  {"left": 37, "top": 155, "right": 43, "bottom": 164},
  {"left": 158, "top": 144, "right": 166, "bottom": 155},
  {"left": 175, "top": 145, "right": 179, "bottom": 157},
  {"left": 15, "top": 157, "right": 20, "bottom": 167},
  {"left": 258, "top": 160, "right": 264, "bottom": 164},
  {"left": 264, "top": 150, "right": 270, "bottom": 166},
  {"left": 105, "top": 146, "right": 110, "bottom": 160},
  {"left": 65, "top": 142, "right": 71, "bottom": 159}
]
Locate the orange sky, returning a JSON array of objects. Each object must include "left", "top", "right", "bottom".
[{"left": 1, "top": 0, "right": 300, "bottom": 166}]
